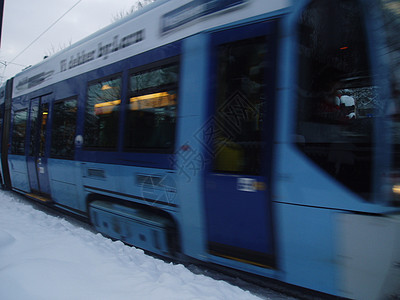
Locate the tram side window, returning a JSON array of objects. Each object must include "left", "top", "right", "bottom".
[
  {"left": 0, "top": 109, "right": 3, "bottom": 141},
  {"left": 296, "top": 0, "right": 376, "bottom": 198},
  {"left": 84, "top": 76, "right": 121, "bottom": 149},
  {"left": 51, "top": 98, "right": 77, "bottom": 159},
  {"left": 213, "top": 37, "right": 267, "bottom": 175},
  {"left": 28, "top": 101, "right": 39, "bottom": 156},
  {"left": 11, "top": 109, "right": 28, "bottom": 155},
  {"left": 125, "top": 61, "right": 178, "bottom": 152}
]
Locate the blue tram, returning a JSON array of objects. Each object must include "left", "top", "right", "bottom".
[{"left": 0, "top": 0, "right": 399, "bottom": 298}]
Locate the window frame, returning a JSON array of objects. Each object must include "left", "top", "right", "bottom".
[
  {"left": 212, "top": 36, "right": 269, "bottom": 175},
  {"left": 11, "top": 109, "right": 28, "bottom": 155},
  {"left": 83, "top": 73, "right": 123, "bottom": 151},
  {"left": 50, "top": 97, "right": 78, "bottom": 160},
  {"left": 294, "top": 0, "right": 376, "bottom": 199},
  {"left": 124, "top": 57, "right": 180, "bottom": 153}
]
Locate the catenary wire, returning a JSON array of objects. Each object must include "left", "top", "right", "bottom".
[{"left": 9, "top": 0, "right": 83, "bottom": 64}]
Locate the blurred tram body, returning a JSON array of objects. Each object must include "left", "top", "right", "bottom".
[{"left": 0, "top": 0, "right": 399, "bottom": 298}]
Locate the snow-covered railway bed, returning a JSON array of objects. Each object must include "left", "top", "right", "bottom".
[{"left": 0, "top": 190, "right": 297, "bottom": 300}]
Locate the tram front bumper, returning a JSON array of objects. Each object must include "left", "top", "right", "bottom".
[{"left": 337, "top": 213, "right": 400, "bottom": 300}]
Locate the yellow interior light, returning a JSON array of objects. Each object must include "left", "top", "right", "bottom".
[
  {"left": 130, "top": 92, "right": 169, "bottom": 102},
  {"left": 392, "top": 184, "right": 400, "bottom": 195},
  {"left": 94, "top": 99, "right": 121, "bottom": 108},
  {"left": 101, "top": 84, "right": 113, "bottom": 91},
  {"left": 129, "top": 92, "right": 176, "bottom": 110},
  {"left": 94, "top": 99, "right": 121, "bottom": 115}
]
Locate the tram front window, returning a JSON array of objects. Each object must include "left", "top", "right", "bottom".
[
  {"left": 296, "top": 0, "right": 377, "bottom": 199},
  {"left": 380, "top": 0, "right": 400, "bottom": 204}
]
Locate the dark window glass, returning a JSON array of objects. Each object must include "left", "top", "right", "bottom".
[
  {"left": 51, "top": 99, "right": 77, "bottom": 159},
  {"left": 213, "top": 37, "right": 267, "bottom": 175},
  {"left": 29, "top": 100, "right": 39, "bottom": 156},
  {"left": 125, "top": 62, "right": 178, "bottom": 151},
  {"left": 0, "top": 109, "right": 3, "bottom": 141},
  {"left": 39, "top": 103, "right": 49, "bottom": 157},
  {"left": 84, "top": 76, "right": 121, "bottom": 149},
  {"left": 296, "top": 0, "right": 375, "bottom": 198},
  {"left": 130, "top": 64, "right": 178, "bottom": 92},
  {"left": 11, "top": 109, "right": 28, "bottom": 155},
  {"left": 380, "top": 0, "right": 400, "bottom": 98},
  {"left": 379, "top": 0, "right": 400, "bottom": 203}
]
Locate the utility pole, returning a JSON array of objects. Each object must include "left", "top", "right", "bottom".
[{"left": 0, "top": 0, "right": 4, "bottom": 47}]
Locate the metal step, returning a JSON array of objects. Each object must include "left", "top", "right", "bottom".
[{"left": 26, "top": 193, "right": 52, "bottom": 203}]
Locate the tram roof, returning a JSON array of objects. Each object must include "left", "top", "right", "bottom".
[{"left": 11, "top": 0, "right": 291, "bottom": 98}]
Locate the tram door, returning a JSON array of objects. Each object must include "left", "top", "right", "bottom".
[
  {"left": 27, "top": 95, "right": 51, "bottom": 197},
  {"left": 204, "top": 22, "right": 276, "bottom": 268}
]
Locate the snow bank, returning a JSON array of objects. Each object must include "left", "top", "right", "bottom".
[{"left": 0, "top": 191, "right": 267, "bottom": 300}]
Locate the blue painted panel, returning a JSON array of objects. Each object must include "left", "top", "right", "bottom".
[
  {"left": 203, "top": 20, "right": 277, "bottom": 266},
  {"left": 274, "top": 145, "right": 394, "bottom": 212},
  {"left": 36, "top": 157, "right": 51, "bottom": 195},
  {"left": 174, "top": 33, "right": 211, "bottom": 259},
  {"left": 275, "top": 202, "right": 338, "bottom": 295},
  {"left": 81, "top": 161, "right": 178, "bottom": 210},
  {"left": 48, "top": 159, "right": 81, "bottom": 210},
  {"left": 206, "top": 174, "right": 273, "bottom": 253},
  {"left": 26, "top": 156, "right": 39, "bottom": 191},
  {"left": 8, "top": 155, "right": 30, "bottom": 192}
]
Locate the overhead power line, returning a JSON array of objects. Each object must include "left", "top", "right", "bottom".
[
  {"left": 10, "top": 0, "right": 83, "bottom": 64},
  {"left": 0, "top": 60, "right": 27, "bottom": 67}
]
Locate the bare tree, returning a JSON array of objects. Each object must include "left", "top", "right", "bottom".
[
  {"left": 44, "top": 40, "right": 72, "bottom": 59},
  {"left": 112, "top": 0, "right": 156, "bottom": 22}
]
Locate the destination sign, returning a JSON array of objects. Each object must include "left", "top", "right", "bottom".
[
  {"left": 161, "top": 0, "right": 248, "bottom": 34},
  {"left": 60, "top": 29, "right": 145, "bottom": 73}
]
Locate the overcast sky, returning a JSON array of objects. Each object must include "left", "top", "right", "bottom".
[{"left": 0, "top": 0, "right": 141, "bottom": 83}]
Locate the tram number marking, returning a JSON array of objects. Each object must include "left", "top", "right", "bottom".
[
  {"left": 237, "top": 178, "right": 266, "bottom": 192},
  {"left": 237, "top": 178, "right": 256, "bottom": 192}
]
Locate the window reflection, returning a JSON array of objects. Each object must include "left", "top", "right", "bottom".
[
  {"left": 130, "top": 65, "right": 178, "bottom": 92},
  {"left": 51, "top": 99, "right": 77, "bottom": 159},
  {"left": 213, "top": 37, "right": 267, "bottom": 175},
  {"left": 379, "top": 0, "right": 400, "bottom": 202},
  {"left": 296, "top": 0, "right": 375, "bottom": 198},
  {"left": 29, "top": 101, "right": 39, "bottom": 156},
  {"left": 125, "top": 62, "right": 178, "bottom": 152},
  {"left": 84, "top": 76, "right": 121, "bottom": 149},
  {"left": 11, "top": 109, "right": 28, "bottom": 155},
  {"left": 39, "top": 104, "right": 48, "bottom": 157}
]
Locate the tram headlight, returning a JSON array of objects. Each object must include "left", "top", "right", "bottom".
[
  {"left": 385, "top": 171, "right": 400, "bottom": 205},
  {"left": 392, "top": 185, "right": 400, "bottom": 205},
  {"left": 390, "top": 173, "right": 400, "bottom": 206},
  {"left": 393, "top": 184, "right": 400, "bottom": 195}
]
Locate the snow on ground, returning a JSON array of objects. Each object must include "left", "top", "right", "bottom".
[{"left": 0, "top": 190, "right": 287, "bottom": 300}]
